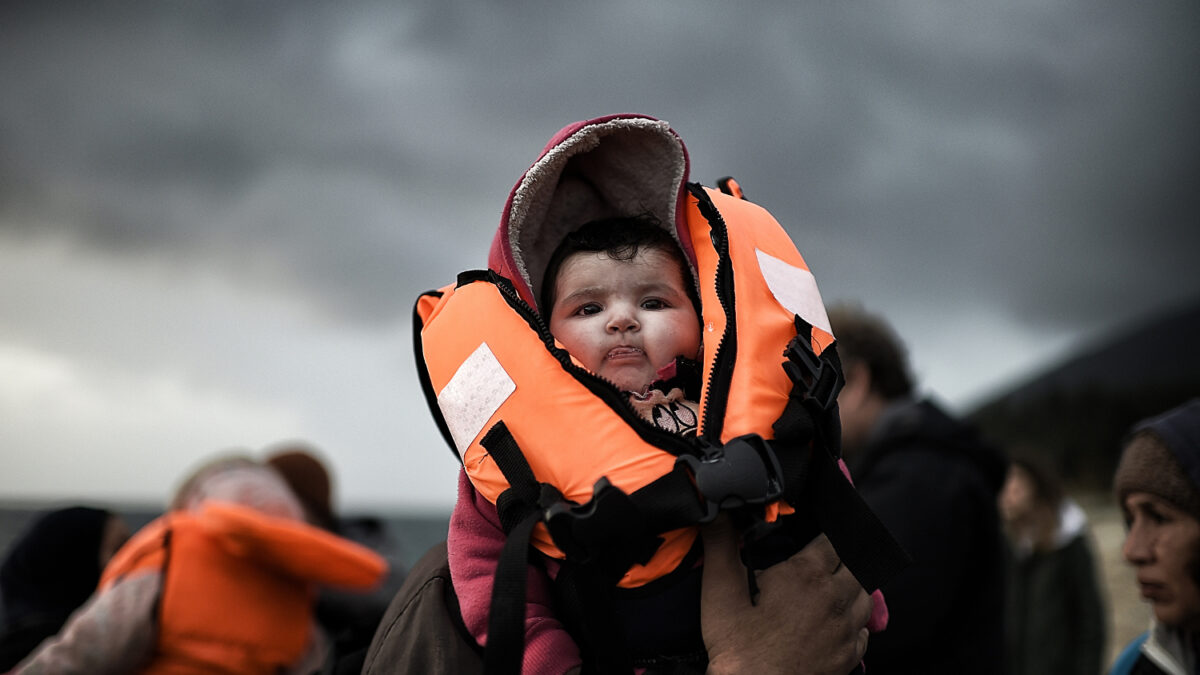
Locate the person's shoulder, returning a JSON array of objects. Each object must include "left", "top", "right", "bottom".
[
  {"left": 361, "top": 541, "right": 484, "bottom": 675},
  {"left": 884, "top": 398, "right": 1006, "bottom": 486}
]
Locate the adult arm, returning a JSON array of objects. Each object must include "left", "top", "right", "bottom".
[
  {"left": 15, "top": 572, "right": 157, "bottom": 675},
  {"left": 701, "top": 516, "right": 872, "bottom": 675}
]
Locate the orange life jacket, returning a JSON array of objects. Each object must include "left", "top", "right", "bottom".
[
  {"left": 100, "top": 502, "right": 387, "bottom": 675},
  {"left": 416, "top": 114, "right": 907, "bottom": 674},
  {"left": 418, "top": 183, "right": 840, "bottom": 588}
]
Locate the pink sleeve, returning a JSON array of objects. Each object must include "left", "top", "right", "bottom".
[{"left": 447, "top": 469, "right": 581, "bottom": 674}]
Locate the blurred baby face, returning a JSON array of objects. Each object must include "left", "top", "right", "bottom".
[
  {"left": 1123, "top": 491, "right": 1200, "bottom": 631},
  {"left": 548, "top": 247, "right": 700, "bottom": 394}
]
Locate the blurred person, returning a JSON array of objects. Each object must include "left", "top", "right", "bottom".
[
  {"left": 1000, "top": 457, "right": 1106, "bottom": 675},
  {"left": 0, "top": 506, "right": 128, "bottom": 670},
  {"left": 828, "top": 303, "right": 1008, "bottom": 674},
  {"left": 265, "top": 442, "right": 403, "bottom": 675},
  {"left": 13, "top": 454, "right": 387, "bottom": 675},
  {"left": 265, "top": 443, "right": 338, "bottom": 531},
  {"left": 1109, "top": 399, "right": 1200, "bottom": 675}
]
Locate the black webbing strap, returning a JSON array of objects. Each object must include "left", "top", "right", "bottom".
[
  {"left": 477, "top": 422, "right": 566, "bottom": 675},
  {"left": 551, "top": 563, "right": 633, "bottom": 674},
  {"left": 760, "top": 315, "right": 910, "bottom": 592},
  {"left": 626, "top": 463, "right": 714, "bottom": 529},
  {"left": 482, "top": 509, "right": 539, "bottom": 675},
  {"left": 811, "top": 444, "right": 911, "bottom": 592},
  {"left": 481, "top": 422, "right": 544, "bottom": 534},
  {"left": 544, "top": 462, "right": 724, "bottom": 584},
  {"left": 480, "top": 421, "right": 640, "bottom": 673}
]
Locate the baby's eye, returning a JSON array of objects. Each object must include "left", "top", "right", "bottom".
[
  {"left": 575, "top": 303, "right": 602, "bottom": 316},
  {"left": 641, "top": 298, "right": 667, "bottom": 310}
]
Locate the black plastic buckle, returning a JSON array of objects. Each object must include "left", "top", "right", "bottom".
[
  {"left": 783, "top": 337, "right": 842, "bottom": 412},
  {"left": 677, "top": 434, "right": 785, "bottom": 523},
  {"left": 544, "top": 477, "right": 662, "bottom": 575}
]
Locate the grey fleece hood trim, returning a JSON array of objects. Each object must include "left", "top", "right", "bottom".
[{"left": 503, "top": 117, "right": 690, "bottom": 312}]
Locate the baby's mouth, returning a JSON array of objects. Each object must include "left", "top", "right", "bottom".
[{"left": 606, "top": 346, "right": 644, "bottom": 360}]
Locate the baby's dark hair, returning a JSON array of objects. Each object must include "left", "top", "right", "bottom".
[{"left": 540, "top": 213, "right": 700, "bottom": 315}]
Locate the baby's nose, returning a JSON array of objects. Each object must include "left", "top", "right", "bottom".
[{"left": 607, "top": 311, "right": 639, "bottom": 332}]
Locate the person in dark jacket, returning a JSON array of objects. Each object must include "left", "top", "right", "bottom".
[
  {"left": 828, "top": 303, "right": 1008, "bottom": 675},
  {"left": 1000, "top": 457, "right": 1106, "bottom": 675},
  {"left": 0, "top": 506, "right": 129, "bottom": 671}
]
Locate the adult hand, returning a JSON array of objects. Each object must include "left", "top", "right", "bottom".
[{"left": 700, "top": 516, "right": 872, "bottom": 675}]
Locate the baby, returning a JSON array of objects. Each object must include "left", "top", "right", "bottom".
[
  {"left": 447, "top": 213, "right": 708, "bottom": 674},
  {"left": 541, "top": 214, "right": 702, "bottom": 435}
]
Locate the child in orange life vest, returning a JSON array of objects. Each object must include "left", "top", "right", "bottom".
[
  {"left": 14, "top": 456, "right": 386, "bottom": 675},
  {"left": 447, "top": 214, "right": 707, "bottom": 674}
]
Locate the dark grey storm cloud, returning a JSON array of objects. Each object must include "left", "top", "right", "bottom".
[{"left": 2, "top": 0, "right": 1198, "bottom": 333}]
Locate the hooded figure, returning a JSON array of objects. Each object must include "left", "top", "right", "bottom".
[
  {"left": 412, "top": 114, "right": 904, "bottom": 674},
  {"left": 0, "top": 507, "right": 122, "bottom": 671}
]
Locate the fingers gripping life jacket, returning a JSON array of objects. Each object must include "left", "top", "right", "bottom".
[
  {"left": 100, "top": 502, "right": 387, "bottom": 674},
  {"left": 416, "top": 181, "right": 909, "bottom": 673}
]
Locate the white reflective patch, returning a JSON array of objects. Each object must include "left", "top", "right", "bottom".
[
  {"left": 437, "top": 343, "right": 516, "bottom": 456},
  {"left": 756, "top": 249, "right": 832, "bottom": 334}
]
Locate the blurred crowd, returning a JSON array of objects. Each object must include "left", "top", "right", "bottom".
[
  {"left": 0, "top": 307, "right": 1192, "bottom": 675},
  {"left": 1, "top": 444, "right": 403, "bottom": 674}
]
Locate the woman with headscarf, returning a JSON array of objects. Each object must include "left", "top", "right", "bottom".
[{"left": 1110, "top": 399, "right": 1200, "bottom": 675}]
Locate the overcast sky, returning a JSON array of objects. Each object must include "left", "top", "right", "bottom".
[{"left": 2, "top": 0, "right": 1197, "bottom": 512}]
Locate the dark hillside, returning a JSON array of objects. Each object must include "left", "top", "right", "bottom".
[{"left": 968, "top": 297, "right": 1200, "bottom": 489}]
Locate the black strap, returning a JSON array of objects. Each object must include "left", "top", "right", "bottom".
[
  {"left": 551, "top": 563, "right": 633, "bottom": 674},
  {"left": 481, "top": 510, "right": 540, "bottom": 675},
  {"left": 481, "top": 422, "right": 547, "bottom": 534},
  {"left": 744, "top": 315, "right": 909, "bottom": 591},
  {"left": 479, "top": 421, "right": 641, "bottom": 673},
  {"left": 811, "top": 443, "right": 910, "bottom": 593}
]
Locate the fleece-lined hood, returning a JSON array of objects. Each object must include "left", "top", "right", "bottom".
[{"left": 487, "top": 114, "right": 693, "bottom": 312}]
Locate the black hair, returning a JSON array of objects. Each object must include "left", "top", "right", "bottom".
[
  {"left": 825, "top": 304, "right": 915, "bottom": 400},
  {"left": 540, "top": 213, "right": 700, "bottom": 317},
  {"left": 1008, "top": 456, "right": 1064, "bottom": 509}
]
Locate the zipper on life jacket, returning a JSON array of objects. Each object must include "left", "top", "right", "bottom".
[
  {"left": 458, "top": 269, "right": 699, "bottom": 458},
  {"left": 686, "top": 183, "right": 737, "bottom": 444}
]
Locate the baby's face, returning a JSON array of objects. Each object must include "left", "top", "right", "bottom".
[{"left": 548, "top": 247, "right": 700, "bottom": 393}]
